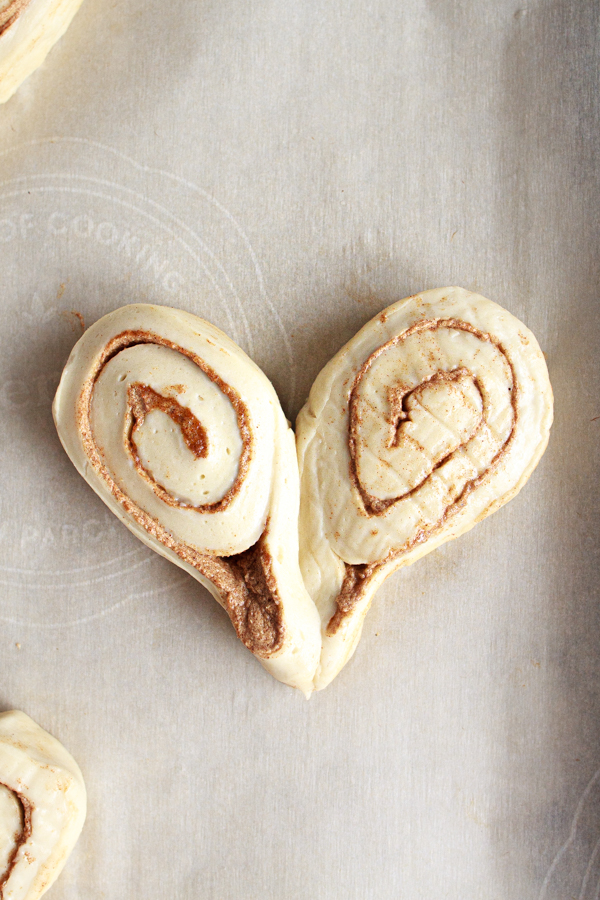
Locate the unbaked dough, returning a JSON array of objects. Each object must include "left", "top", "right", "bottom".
[
  {"left": 0, "top": 0, "right": 84, "bottom": 103},
  {"left": 0, "top": 710, "right": 86, "bottom": 900},
  {"left": 296, "top": 287, "right": 553, "bottom": 689},
  {"left": 54, "top": 290, "right": 553, "bottom": 692},
  {"left": 53, "top": 304, "right": 322, "bottom": 695}
]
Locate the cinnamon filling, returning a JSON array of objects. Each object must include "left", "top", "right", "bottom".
[
  {"left": 0, "top": 787, "right": 32, "bottom": 895},
  {"left": 327, "top": 563, "right": 378, "bottom": 636},
  {"left": 77, "top": 330, "right": 284, "bottom": 657},
  {"left": 0, "top": 0, "right": 30, "bottom": 35},
  {"left": 126, "top": 383, "right": 215, "bottom": 508},
  {"left": 328, "top": 317, "right": 519, "bottom": 634},
  {"left": 82, "top": 330, "right": 251, "bottom": 514},
  {"left": 228, "top": 530, "right": 285, "bottom": 655},
  {"left": 357, "top": 366, "right": 484, "bottom": 515},
  {"left": 129, "top": 383, "right": 208, "bottom": 460}
]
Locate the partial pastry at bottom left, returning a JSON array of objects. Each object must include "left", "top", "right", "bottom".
[{"left": 0, "top": 710, "right": 86, "bottom": 900}]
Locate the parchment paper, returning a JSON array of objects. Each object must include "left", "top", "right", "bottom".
[{"left": 0, "top": 1, "right": 598, "bottom": 898}]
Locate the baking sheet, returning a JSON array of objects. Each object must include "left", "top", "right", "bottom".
[{"left": 0, "top": 1, "right": 598, "bottom": 897}]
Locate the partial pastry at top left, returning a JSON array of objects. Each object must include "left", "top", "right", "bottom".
[{"left": 0, "top": 0, "right": 84, "bottom": 103}]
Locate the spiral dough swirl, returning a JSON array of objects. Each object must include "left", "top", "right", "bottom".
[
  {"left": 296, "top": 287, "right": 553, "bottom": 690},
  {"left": 54, "top": 305, "right": 321, "bottom": 694}
]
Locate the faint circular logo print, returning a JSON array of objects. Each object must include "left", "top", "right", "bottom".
[{"left": 539, "top": 766, "right": 600, "bottom": 900}]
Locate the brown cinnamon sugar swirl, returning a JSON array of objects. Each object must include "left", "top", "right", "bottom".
[
  {"left": 0, "top": 0, "right": 31, "bottom": 35},
  {"left": 0, "top": 710, "right": 86, "bottom": 900},
  {"left": 296, "top": 287, "right": 553, "bottom": 690},
  {"left": 53, "top": 305, "right": 321, "bottom": 693}
]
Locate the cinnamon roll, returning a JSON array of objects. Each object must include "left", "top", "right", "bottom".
[
  {"left": 0, "top": 0, "right": 85, "bottom": 103},
  {"left": 53, "top": 304, "right": 322, "bottom": 694},
  {"left": 0, "top": 710, "right": 86, "bottom": 900},
  {"left": 296, "top": 287, "right": 553, "bottom": 689}
]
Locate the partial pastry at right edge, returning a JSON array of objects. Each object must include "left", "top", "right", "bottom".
[{"left": 296, "top": 287, "right": 553, "bottom": 691}]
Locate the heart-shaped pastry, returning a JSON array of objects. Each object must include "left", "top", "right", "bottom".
[
  {"left": 54, "top": 288, "right": 553, "bottom": 692},
  {"left": 0, "top": 710, "right": 86, "bottom": 900}
]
